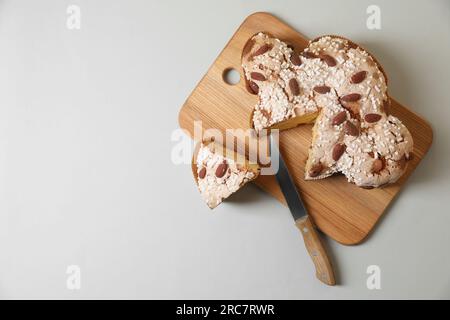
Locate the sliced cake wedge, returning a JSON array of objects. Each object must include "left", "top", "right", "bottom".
[{"left": 192, "top": 140, "right": 260, "bottom": 208}]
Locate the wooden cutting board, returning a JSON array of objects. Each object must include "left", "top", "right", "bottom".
[{"left": 178, "top": 12, "right": 433, "bottom": 245}]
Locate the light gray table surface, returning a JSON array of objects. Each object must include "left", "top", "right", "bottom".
[{"left": 0, "top": 0, "right": 449, "bottom": 299}]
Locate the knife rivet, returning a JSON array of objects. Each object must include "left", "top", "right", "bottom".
[
  {"left": 303, "top": 227, "right": 309, "bottom": 233},
  {"left": 311, "top": 250, "right": 318, "bottom": 257}
]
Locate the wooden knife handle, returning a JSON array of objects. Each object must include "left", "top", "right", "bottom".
[{"left": 296, "top": 216, "right": 336, "bottom": 286}]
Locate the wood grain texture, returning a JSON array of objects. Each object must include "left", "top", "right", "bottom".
[
  {"left": 178, "top": 12, "right": 433, "bottom": 245},
  {"left": 296, "top": 216, "right": 336, "bottom": 286}
]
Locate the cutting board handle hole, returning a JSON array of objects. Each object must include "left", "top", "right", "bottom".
[{"left": 223, "top": 68, "right": 240, "bottom": 85}]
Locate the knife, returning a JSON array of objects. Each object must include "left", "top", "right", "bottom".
[{"left": 270, "top": 134, "right": 336, "bottom": 286}]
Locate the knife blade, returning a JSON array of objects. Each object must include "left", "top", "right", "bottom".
[{"left": 270, "top": 134, "right": 336, "bottom": 286}]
